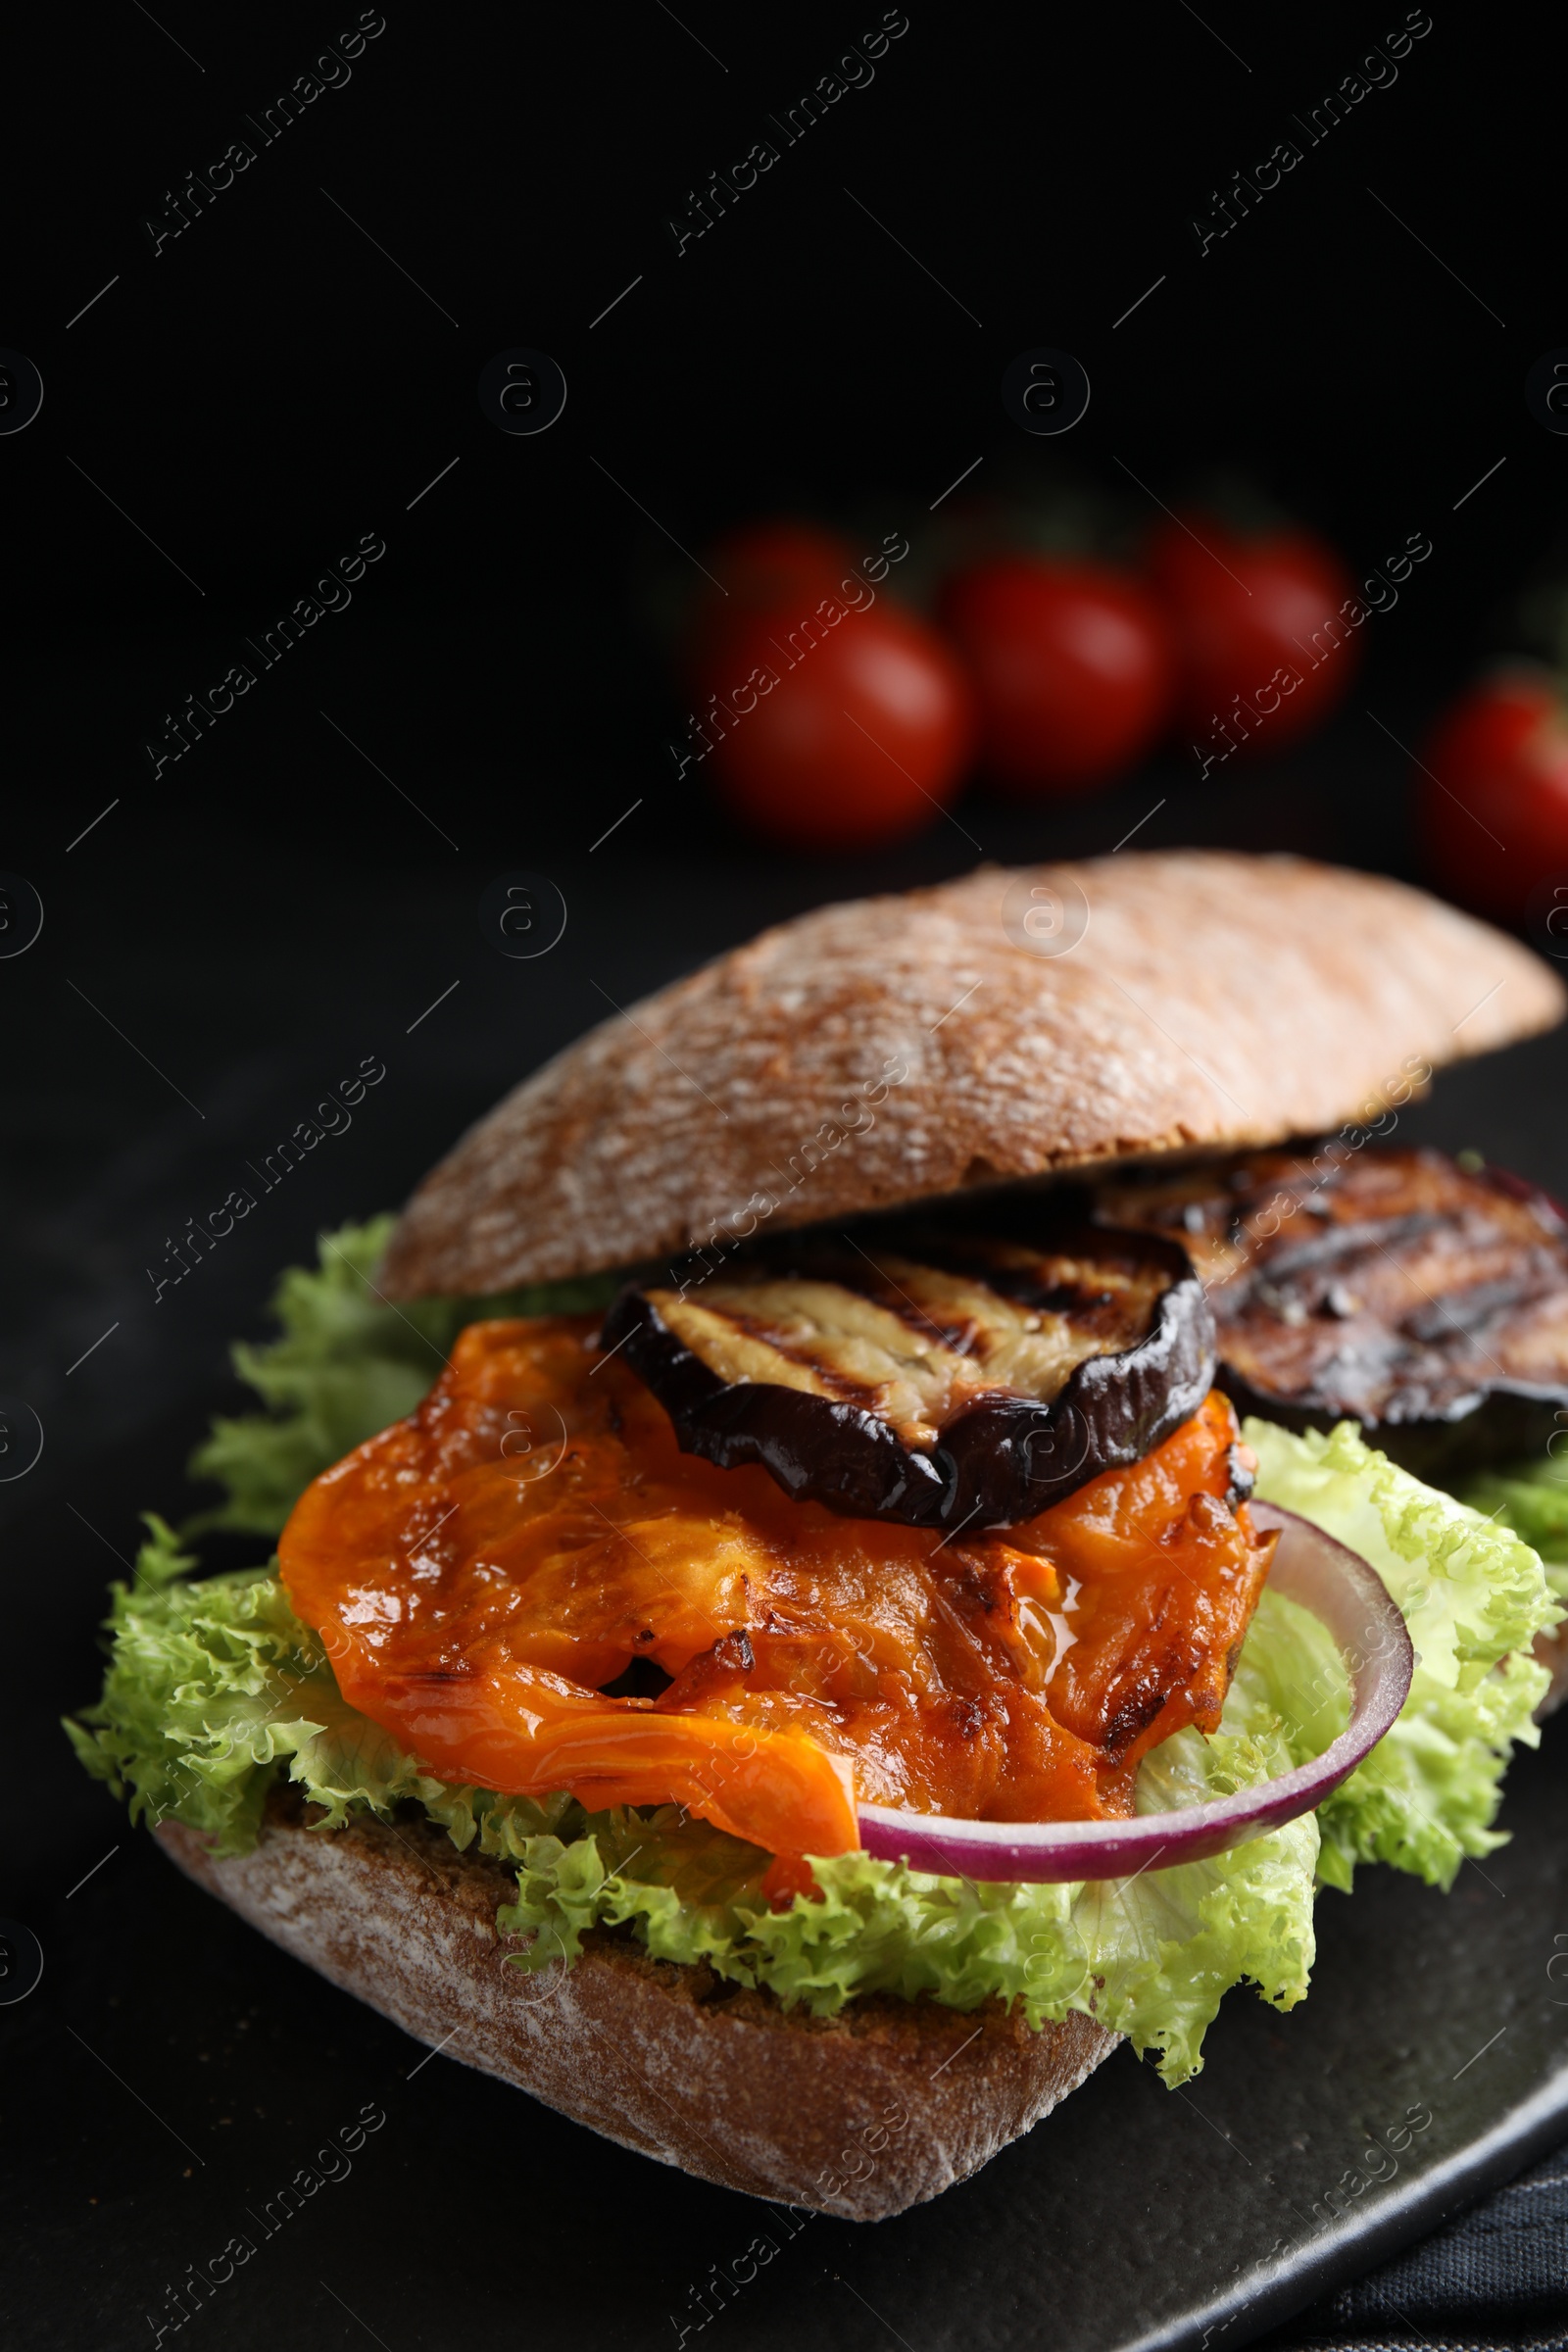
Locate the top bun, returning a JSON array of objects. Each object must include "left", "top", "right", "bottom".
[{"left": 381, "top": 853, "right": 1564, "bottom": 1298}]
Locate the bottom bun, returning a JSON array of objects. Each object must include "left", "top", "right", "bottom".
[{"left": 157, "top": 1789, "right": 1119, "bottom": 2222}]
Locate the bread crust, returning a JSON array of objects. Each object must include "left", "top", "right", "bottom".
[
  {"left": 156, "top": 1793, "right": 1118, "bottom": 2220},
  {"left": 381, "top": 854, "right": 1564, "bottom": 1298}
]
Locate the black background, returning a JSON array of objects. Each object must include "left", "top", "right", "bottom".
[
  {"left": 3, "top": 0, "right": 1563, "bottom": 864},
  {"left": 6, "top": 3, "right": 1568, "bottom": 2346}
]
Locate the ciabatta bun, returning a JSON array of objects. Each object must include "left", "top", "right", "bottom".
[
  {"left": 381, "top": 853, "right": 1563, "bottom": 1298},
  {"left": 158, "top": 1791, "right": 1117, "bottom": 2220}
]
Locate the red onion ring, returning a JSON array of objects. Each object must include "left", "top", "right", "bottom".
[{"left": 856, "top": 1503, "right": 1413, "bottom": 1883}]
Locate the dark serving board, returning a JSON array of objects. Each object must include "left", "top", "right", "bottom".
[{"left": 6, "top": 856, "right": 1568, "bottom": 2351}]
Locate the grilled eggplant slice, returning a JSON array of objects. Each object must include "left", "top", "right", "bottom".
[
  {"left": 1095, "top": 1147, "right": 1568, "bottom": 1477},
  {"left": 600, "top": 1227, "right": 1213, "bottom": 1530}
]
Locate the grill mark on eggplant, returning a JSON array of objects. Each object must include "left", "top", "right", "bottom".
[
  {"left": 644, "top": 1247, "right": 1168, "bottom": 1452},
  {"left": 1398, "top": 1275, "right": 1551, "bottom": 1345},
  {"left": 601, "top": 1224, "right": 1214, "bottom": 1531},
  {"left": 651, "top": 1284, "right": 918, "bottom": 1410},
  {"left": 645, "top": 1278, "right": 975, "bottom": 1447},
  {"left": 1230, "top": 1211, "right": 1446, "bottom": 1290},
  {"left": 680, "top": 1297, "right": 895, "bottom": 1414},
  {"left": 860, "top": 1253, "right": 1086, "bottom": 1374},
  {"left": 912, "top": 1234, "right": 1157, "bottom": 1323},
  {"left": 846, "top": 1279, "right": 984, "bottom": 1363},
  {"left": 873, "top": 1242, "right": 1170, "bottom": 1396},
  {"left": 1096, "top": 1146, "right": 1568, "bottom": 1477}
]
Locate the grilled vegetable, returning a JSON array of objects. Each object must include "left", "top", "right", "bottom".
[
  {"left": 276, "top": 1316, "right": 1269, "bottom": 1857},
  {"left": 1095, "top": 1147, "right": 1568, "bottom": 1477},
  {"left": 601, "top": 1227, "right": 1213, "bottom": 1529}
]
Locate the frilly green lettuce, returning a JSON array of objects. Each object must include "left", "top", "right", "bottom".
[
  {"left": 185, "top": 1216, "right": 620, "bottom": 1537},
  {"left": 1249, "top": 1418, "right": 1559, "bottom": 1891}
]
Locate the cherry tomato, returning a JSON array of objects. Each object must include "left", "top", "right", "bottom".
[
  {"left": 1145, "top": 514, "right": 1360, "bottom": 756},
  {"left": 685, "top": 521, "right": 857, "bottom": 676},
  {"left": 1415, "top": 669, "right": 1568, "bottom": 923},
  {"left": 690, "top": 597, "right": 974, "bottom": 852},
  {"left": 937, "top": 556, "right": 1174, "bottom": 794}
]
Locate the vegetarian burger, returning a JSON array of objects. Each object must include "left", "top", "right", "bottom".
[{"left": 72, "top": 852, "right": 1568, "bottom": 2220}]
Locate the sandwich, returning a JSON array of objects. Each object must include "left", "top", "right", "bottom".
[{"left": 69, "top": 850, "right": 1568, "bottom": 2222}]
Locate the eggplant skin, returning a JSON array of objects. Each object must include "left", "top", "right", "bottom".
[
  {"left": 1213, "top": 1367, "right": 1567, "bottom": 1483},
  {"left": 599, "top": 1230, "right": 1214, "bottom": 1532},
  {"left": 1095, "top": 1147, "right": 1568, "bottom": 1480}
]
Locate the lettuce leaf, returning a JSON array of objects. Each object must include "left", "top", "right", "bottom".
[
  {"left": 68, "top": 1556, "right": 1319, "bottom": 2082},
  {"left": 1458, "top": 1450, "right": 1568, "bottom": 1600},
  {"left": 1249, "top": 1419, "right": 1559, "bottom": 1892},
  {"left": 185, "top": 1216, "right": 621, "bottom": 1537}
]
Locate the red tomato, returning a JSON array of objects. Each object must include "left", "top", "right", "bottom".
[
  {"left": 686, "top": 521, "right": 857, "bottom": 675},
  {"left": 1415, "top": 669, "right": 1568, "bottom": 923},
  {"left": 937, "top": 556, "right": 1174, "bottom": 793},
  {"left": 1145, "top": 514, "right": 1360, "bottom": 756},
  {"left": 689, "top": 596, "right": 974, "bottom": 853}
]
